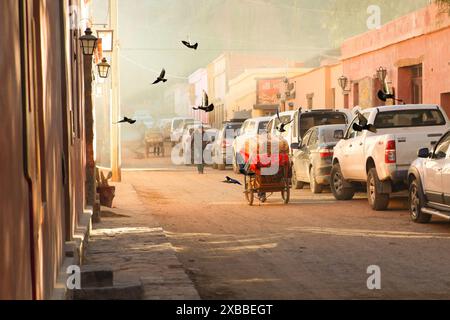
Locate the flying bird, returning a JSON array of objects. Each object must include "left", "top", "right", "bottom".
[
  {"left": 222, "top": 176, "right": 242, "bottom": 186},
  {"left": 182, "top": 40, "right": 198, "bottom": 50},
  {"left": 193, "top": 91, "right": 215, "bottom": 113},
  {"left": 276, "top": 109, "right": 294, "bottom": 133},
  {"left": 152, "top": 69, "right": 167, "bottom": 85},
  {"left": 115, "top": 117, "right": 136, "bottom": 125}
]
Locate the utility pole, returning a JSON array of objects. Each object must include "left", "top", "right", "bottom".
[{"left": 110, "top": 0, "right": 121, "bottom": 182}]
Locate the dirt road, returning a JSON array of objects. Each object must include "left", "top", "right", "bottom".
[{"left": 126, "top": 167, "right": 450, "bottom": 300}]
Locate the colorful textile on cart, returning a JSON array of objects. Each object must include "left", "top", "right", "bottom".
[{"left": 239, "top": 135, "right": 290, "bottom": 175}]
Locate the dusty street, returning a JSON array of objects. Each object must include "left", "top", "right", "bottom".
[{"left": 123, "top": 163, "right": 450, "bottom": 300}]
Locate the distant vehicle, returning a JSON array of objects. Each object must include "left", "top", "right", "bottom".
[
  {"left": 180, "top": 123, "right": 211, "bottom": 164},
  {"left": 408, "top": 130, "right": 450, "bottom": 223},
  {"left": 133, "top": 110, "right": 154, "bottom": 128},
  {"left": 267, "top": 111, "right": 296, "bottom": 153},
  {"left": 204, "top": 129, "right": 220, "bottom": 166},
  {"left": 232, "top": 116, "right": 271, "bottom": 173},
  {"left": 291, "top": 124, "right": 347, "bottom": 193},
  {"left": 331, "top": 104, "right": 450, "bottom": 211},
  {"left": 144, "top": 127, "right": 164, "bottom": 157},
  {"left": 158, "top": 118, "right": 172, "bottom": 140},
  {"left": 170, "top": 117, "right": 195, "bottom": 144},
  {"left": 211, "top": 121, "right": 245, "bottom": 170}
]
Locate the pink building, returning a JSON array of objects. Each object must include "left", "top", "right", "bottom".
[
  {"left": 188, "top": 68, "right": 209, "bottom": 123},
  {"left": 290, "top": 62, "right": 345, "bottom": 110},
  {"left": 341, "top": 3, "right": 450, "bottom": 116}
]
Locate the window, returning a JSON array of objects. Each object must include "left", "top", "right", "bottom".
[
  {"left": 308, "top": 130, "right": 319, "bottom": 148},
  {"left": 411, "top": 64, "right": 423, "bottom": 104},
  {"left": 246, "top": 121, "right": 256, "bottom": 133},
  {"left": 434, "top": 133, "right": 450, "bottom": 159},
  {"left": 302, "top": 130, "right": 312, "bottom": 147},
  {"left": 267, "top": 120, "right": 274, "bottom": 133},
  {"left": 258, "top": 121, "right": 268, "bottom": 133},
  {"left": 346, "top": 117, "right": 362, "bottom": 139},
  {"left": 374, "top": 109, "right": 446, "bottom": 129},
  {"left": 353, "top": 83, "right": 359, "bottom": 106},
  {"left": 306, "top": 93, "right": 314, "bottom": 110},
  {"left": 299, "top": 112, "right": 347, "bottom": 138}
]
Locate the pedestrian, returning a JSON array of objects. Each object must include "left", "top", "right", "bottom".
[{"left": 192, "top": 126, "right": 207, "bottom": 174}]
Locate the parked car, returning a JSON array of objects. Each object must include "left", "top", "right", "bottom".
[
  {"left": 232, "top": 117, "right": 271, "bottom": 173},
  {"left": 291, "top": 109, "right": 350, "bottom": 145},
  {"left": 408, "top": 130, "right": 450, "bottom": 223},
  {"left": 211, "top": 121, "right": 245, "bottom": 170},
  {"left": 291, "top": 124, "right": 347, "bottom": 193},
  {"left": 170, "top": 117, "right": 195, "bottom": 144},
  {"left": 331, "top": 104, "right": 450, "bottom": 211},
  {"left": 267, "top": 111, "right": 296, "bottom": 153}
]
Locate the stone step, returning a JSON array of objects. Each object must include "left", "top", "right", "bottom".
[
  {"left": 72, "top": 282, "right": 143, "bottom": 300},
  {"left": 81, "top": 265, "right": 114, "bottom": 288}
]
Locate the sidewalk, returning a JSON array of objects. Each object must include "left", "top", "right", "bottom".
[{"left": 83, "top": 181, "right": 200, "bottom": 300}]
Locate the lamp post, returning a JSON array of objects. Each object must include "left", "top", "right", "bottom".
[
  {"left": 79, "top": 28, "right": 98, "bottom": 56},
  {"left": 79, "top": 28, "right": 99, "bottom": 221}
]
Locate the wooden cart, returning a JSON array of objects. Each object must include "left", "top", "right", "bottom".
[
  {"left": 145, "top": 128, "right": 165, "bottom": 157},
  {"left": 241, "top": 135, "right": 291, "bottom": 206}
]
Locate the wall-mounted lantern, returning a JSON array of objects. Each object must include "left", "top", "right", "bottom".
[
  {"left": 79, "top": 28, "right": 98, "bottom": 56},
  {"left": 376, "top": 66, "right": 387, "bottom": 84},
  {"left": 338, "top": 75, "right": 350, "bottom": 94},
  {"left": 97, "top": 58, "right": 111, "bottom": 78}
]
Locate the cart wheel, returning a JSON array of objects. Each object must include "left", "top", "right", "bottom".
[
  {"left": 245, "top": 176, "right": 254, "bottom": 206},
  {"left": 281, "top": 181, "right": 290, "bottom": 204}
]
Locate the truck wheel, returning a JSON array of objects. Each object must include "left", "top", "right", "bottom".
[
  {"left": 367, "top": 168, "right": 390, "bottom": 211},
  {"left": 310, "top": 167, "right": 322, "bottom": 194},
  {"left": 330, "top": 163, "right": 354, "bottom": 200},
  {"left": 291, "top": 167, "right": 304, "bottom": 189},
  {"left": 409, "top": 179, "right": 432, "bottom": 223}
]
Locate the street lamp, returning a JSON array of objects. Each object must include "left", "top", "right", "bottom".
[
  {"left": 376, "top": 66, "right": 387, "bottom": 84},
  {"left": 79, "top": 28, "right": 98, "bottom": 56},
  {"left": 338, "top": 75, "right": 349, "bottom": 93},
  {"left": 97, "top": 58, "right": 111, "bottom": 78}
]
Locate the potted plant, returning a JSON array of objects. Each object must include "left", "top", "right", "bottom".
[{"left": 96, "top": 170, "right": 116, "bottom": 208}]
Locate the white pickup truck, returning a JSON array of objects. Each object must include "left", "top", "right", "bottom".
[{"left": 331, "top": 104, "right": 450, "bottom": 210}]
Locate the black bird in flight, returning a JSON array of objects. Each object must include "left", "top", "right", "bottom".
[
  {"left": 152, "top": 69, "right": 167, "bottom": 84},
  {"left": 182, "top": 40, "right": 198, "bottom": 50},
  {"left": 193, "top": 91, "right": 215, "bottom": 113},
  {"left": 115, "top": 117, "right": 136, "bottom": 125},
  {"left": 276, "top": 109, "right": 294, "bottom": 133},
  {"left": 222, "top": 176, "right": 242, "bottom": 186}
]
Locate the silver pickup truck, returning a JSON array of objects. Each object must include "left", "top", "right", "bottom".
[{"left": 331, "top": 104, "right": 450, "bottom": 211}]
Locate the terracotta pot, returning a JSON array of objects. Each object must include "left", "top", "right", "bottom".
[{"left": 97, "top": 186, "right": 116, "bottom": 208}]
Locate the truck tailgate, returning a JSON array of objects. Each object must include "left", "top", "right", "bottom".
[{"left": 394, "top": 129, "right": 443, "bottom": 166}]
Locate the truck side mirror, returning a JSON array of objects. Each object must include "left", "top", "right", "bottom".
[{"left": 417, "top": 148, "right": 430, "bottom": 158}]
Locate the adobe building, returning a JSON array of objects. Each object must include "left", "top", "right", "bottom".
[
  {"left": 1, "top": 0, "right": 93, "bottom": 299},
  {"left": 226, "top": 68, "right": 309, "bottom": 118},
  {"left": 341, "top": 3, "right": 450, "bottom": 116},
  {"left": 206, "top": 53, "right": 303, "bottom": 128},
  {"left": 290, "top": 62, "right": 346, "bottom": 110}
]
